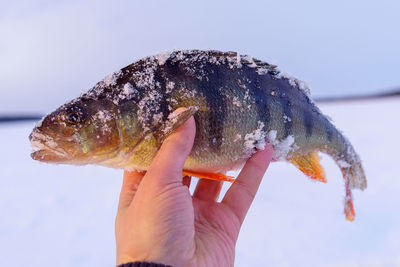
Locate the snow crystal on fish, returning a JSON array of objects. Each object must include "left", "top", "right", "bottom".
[
  {"left": 283, "top": 115, "right": 292, "bottom": 123},
  {"left": 122, "top": 83, "right": 136, "bottom": 96},
  {"left": 266, "top": 130, "right": 296, "bottom": 160},
  {"left": 242, "top": 55, "right": 257, "bottom": 68},
  {"left": 152, "top": 113, "right": 163, "bottom": 125},
  {"left": 115, "top": 83, "right": 138, "bottom": 103},
  {"left": 102, "top": 70, "right": 122, "bottom": 87},
  {"left": 256, "top": 68, "right": 269, "bottom": 75},
  {"left": 154, "top": 51, "right": 172, "bottom": 65},
  {"left": 232, "top": 97, "right": 241, "bottom": 107},
  {"left": 35, "top": 116, "right": 45, "bottom": 128},
  {"left": 162, "top": 112, "right": 179, "bottom": 134},
  {"left": 136, "top": 90, "right": 163, "bottom": 133},
  {"left": 236, "top": 53, "right": 242, "bottom": 68},
  {"left": 243, "top": 121, "right": 267, "bottom": 156},
  {"left": 276, "top": 71, "right": 311, "bottom": 97},
  {"left": 93, "top": 110, "right": 113, "bottom": 122},
  {"left": 132, "top": 61, "right": 156, "bottom": 89},
  {"left": 337, "top": 159, "right": 351, "bottom": 168},
  {"left": 166, "top": 81, "right": 175, "bottom": 93}
]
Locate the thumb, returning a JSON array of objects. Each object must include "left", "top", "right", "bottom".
[{"left": 145, "top": 109, "right": 196, "bottom": 186}]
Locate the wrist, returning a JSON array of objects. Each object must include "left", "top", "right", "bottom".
[
  {"left": 118, "top": 261, "right": 173, "bottom": 267},
  {"left": 116, "top": 251, "right": 177, "bottom": 267}
]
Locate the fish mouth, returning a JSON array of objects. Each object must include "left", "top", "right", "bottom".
[
  {"left": 30, "top": 131, "right": 70, "bottom": 163},
  {"left": 31, "top": 149, "right": 69, "bottom": 163}
]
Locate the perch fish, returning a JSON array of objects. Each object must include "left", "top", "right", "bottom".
[{"left": 29, "top": 50, "right": 366, "bottom": 220}]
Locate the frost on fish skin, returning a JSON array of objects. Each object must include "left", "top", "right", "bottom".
[
  {"left": 266, "top": 130, "right": 296, "bottom": 161},
  {"left": 243, "top": 121, "right": 267, "bottom": 157},
  {"left": 232, "top": 96, "right": 241, "bottom": 107},
  {"left": 136, "top": 90, "right": 163, "bottom": 134},
  {"left": 35, "top": 116, "right": 45, "bottom": 128},
  {"left": 242, "top": 122, "right": 297, "bottom": 162},
  {"left": 153, "top": 51, "right": 172, "bottom": 66},
  {"left": 118, "top": 83, "right": 137, "bottom": 101},
  {"left": 276, "top": 71, "right": 312, "bottom": 97},
  {"left": 92, "top": 110, "right": 115, "bottom": 134},
  {"left": 337, "top": 159, "right": 351, "bottom": 168},
  {"left": 97, "top": 70, "right": 123, "bottom": 90}
]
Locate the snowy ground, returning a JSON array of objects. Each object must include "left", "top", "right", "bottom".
[{"left": 0, "top": 98, "right": 399, "bottom": 267}]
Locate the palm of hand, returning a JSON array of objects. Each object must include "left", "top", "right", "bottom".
[{"left": 115, "top": 115, "right": 273, "bottom": 267}]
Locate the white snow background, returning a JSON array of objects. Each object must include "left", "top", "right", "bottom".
[
  {"left": 2, "top": 0, "right": 400, "bottom": 114},
  {"left": 1, "top": 98, "right": 399, "bottom": 266}
]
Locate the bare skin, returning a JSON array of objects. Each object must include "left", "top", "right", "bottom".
[{"left": 115, "top": 114, "right": 273, "bottom": 267}]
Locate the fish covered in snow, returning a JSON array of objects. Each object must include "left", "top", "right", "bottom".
[{"left": 29, "top": 50, "right": 366, "bottom": 220}]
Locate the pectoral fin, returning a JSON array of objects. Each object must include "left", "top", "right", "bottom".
[
  {"left": 156, "top": 106, "right": 199, "bottom": 142},
  {"left": 288, "top": 151, "right": 327, "bottom": 183}
]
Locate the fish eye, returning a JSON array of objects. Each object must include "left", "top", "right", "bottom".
[
  {"left": 65, "top": 106, "right": 86, "bottom": 124},
  {"left": 68, "top": 113, "right": 80, "bottom": 123}
]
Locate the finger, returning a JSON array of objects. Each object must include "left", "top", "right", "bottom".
[
  {"left": 118, "top": 170, "right": 145, "bottom": 211},
  {"left": 222, "top": 145, "right": 273, "bottom": 224},
  {"left": 182, "top": 175, "right": 191, "bottom": 188},
  {"left": 193, "top": 179, "right": 223, "bottom": 202},
  {"left": 145, "top": 109, "right": 196, "bottom": 186}
]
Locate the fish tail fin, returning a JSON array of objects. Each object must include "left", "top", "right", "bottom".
[
  {"left": 336, "top": 149, "right": 367, "bottom": 221},
  {"left": 288, "top": 140, "right": 366, "bottom": 221},
  {"left": 338, "top": 151, "right": 367, "bottom": 191},
  {"left": 326, "top": 137, "right": 367, "bottom": 221}
]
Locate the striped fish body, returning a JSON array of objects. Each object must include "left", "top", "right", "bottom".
[{"left": 29, "top": 50, "right": 366, "bottom": 220}]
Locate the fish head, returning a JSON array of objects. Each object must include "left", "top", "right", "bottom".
[{"left": 29, "top": 97, "right": 121, "bottom": 165}]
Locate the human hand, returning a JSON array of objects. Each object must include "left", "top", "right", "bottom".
[{"left": 115, "top": 114, "right": 273, "bottom": 267}]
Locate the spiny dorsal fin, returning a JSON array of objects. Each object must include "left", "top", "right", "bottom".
[{"left": 288, "top": 151, "right": 327, "bottom": 183}]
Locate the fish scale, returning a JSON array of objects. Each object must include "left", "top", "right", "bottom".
[{"left": 29, "top": 49, "right": 366, "bottom": 220}]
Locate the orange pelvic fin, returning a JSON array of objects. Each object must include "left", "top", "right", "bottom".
[
  {"left": 288, "top": 151, "right": 327, "bottom": 183},
  {"left": 182, "top": 170, "right": 235, "bottom": 182}
]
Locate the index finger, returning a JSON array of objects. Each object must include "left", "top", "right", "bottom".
[
  {"left": 222, "top": 146, "right": 273, "bottom": 224},
  {"left": 144, "top": 114, "right": 196, "bottom": 187}
]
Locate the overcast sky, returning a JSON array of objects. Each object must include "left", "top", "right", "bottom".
[{"left": 1, "top": 0, "right": 400, "bottom": 113}]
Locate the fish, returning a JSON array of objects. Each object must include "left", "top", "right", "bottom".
[{"left": 29, "top": 50, "right": 366, "bottom": 221}]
